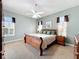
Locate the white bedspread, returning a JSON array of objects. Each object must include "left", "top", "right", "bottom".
[{"left": 28, "top": 33, "right": 56, "bottom": 49}]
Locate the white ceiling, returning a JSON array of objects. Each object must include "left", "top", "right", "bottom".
[{"left": 2, "top": 0, "right": 79, "bottom": 18}]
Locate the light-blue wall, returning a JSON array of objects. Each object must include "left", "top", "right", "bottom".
[
  {"left": 38, "top": 6, "right": 79, "bottom": 44},
  {"left": 3, "top": 10, "right": 37, "bottom": 42}
]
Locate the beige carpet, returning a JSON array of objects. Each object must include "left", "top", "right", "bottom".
[{"left": 4, "top": 40, "right": 74, "bottom": 59}]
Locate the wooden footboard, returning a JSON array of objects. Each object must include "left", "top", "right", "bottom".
[{"left": 24, "top": 34, "right": 43, "bottom": 56}]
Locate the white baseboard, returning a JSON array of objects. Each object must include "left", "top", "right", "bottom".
[
  {"left": 3, "top": 39, "right": 74, "bottom": 47},
  {"left": 65, "top": 43, "right": 74, "bottom": 47},
  {"left": 3, "top": 38, "right": 23, "bottom": 44}
]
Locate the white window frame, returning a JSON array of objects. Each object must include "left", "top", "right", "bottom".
[{"left": 2, "top": 16, "right": 15, "bottom": 37}]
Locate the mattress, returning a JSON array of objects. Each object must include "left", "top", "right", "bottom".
[{"left": 28, "top": 33, "right": 56, "bottom": 49}]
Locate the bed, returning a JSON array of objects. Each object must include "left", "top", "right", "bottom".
[{"left": 24, "top": 29, "right": 57, "bottom": 56}]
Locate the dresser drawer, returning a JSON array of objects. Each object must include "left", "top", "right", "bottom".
[
  {"left": 56, "top": 36, "right": 65, "bottom": 45},
  {"left": 57, "top": 39, "right": 64, "bottom": 42},
  {"left": 57, "top": 36, "right": 64, "bottom": 41},
  {"left": 57, "top": 41, "right": 64, "bottom": 45}
]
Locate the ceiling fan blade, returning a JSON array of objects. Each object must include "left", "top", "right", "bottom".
[
  {"left": 32, "top": 14, "right": 41, "bottom": 18},
  {"left": 36, "top": 12, "right": 44, "bottom": 15},
  {"left": 32, "top": 15, "right": 38, "bottom": 18},
  {"left": 32, "top": 9, "right": 36, "bottom": 14},
  {"left": 37, "top": 14, "right": 41, "bottom": 17}
]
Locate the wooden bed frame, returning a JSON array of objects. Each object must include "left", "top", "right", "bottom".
[{"left": 24, "top": 29, "right": 57, "bottom": 56}]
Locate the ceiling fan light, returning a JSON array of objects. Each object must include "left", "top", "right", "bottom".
[
  {"left": 32, "top": 15, "right": 38, "bottom": 18},
  {"left": 36, "top": 12, "right": 44, "bottom": 14},
  {"left": 32, "top": 14, "right": 41, "bottom": 19},
  {"left": 32, "top": 9, "right": 36, "bottom": 14}
]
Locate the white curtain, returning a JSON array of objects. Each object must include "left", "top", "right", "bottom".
[
  {"left": 37, "top": 21, "right": 43, "bottom": 32},
  {"left": 58, "top": 16, "right": 67, "bottom": 37}
]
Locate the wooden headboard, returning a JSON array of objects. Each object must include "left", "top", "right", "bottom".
[{"left": 41, "top": 29, "right": 57, "bottom": 35}]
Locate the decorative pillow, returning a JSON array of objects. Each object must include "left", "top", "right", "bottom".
[
  {"left": 37, "top": 30, "right": 42, "bottom": 34},
  {"left": 42, "top": 31, "right": 47, "bottom": 34},
  {"left": 47, "top": 31, "right": 51, "bottom": 35},
  {"left": 51, "top": 31, "right": 55, "bottom": 34}
]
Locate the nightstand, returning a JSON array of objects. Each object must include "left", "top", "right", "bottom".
[{"left": 56, "top": 36, "right": 65, "bottom": 45}]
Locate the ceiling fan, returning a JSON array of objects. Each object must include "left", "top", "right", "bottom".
[
  {"left": 31, "top": 0, "right": 44, "bottom": 19},
  {"left": 32, "top": 9, "right": 44, "bottom": 18}
]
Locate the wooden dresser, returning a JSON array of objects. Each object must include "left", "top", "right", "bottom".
[
  {"left": 74, "top": 34, "right": 79, "bottom": 59},
  {"left": 56, "top": 36, "right": 65, "bottom": 45}
]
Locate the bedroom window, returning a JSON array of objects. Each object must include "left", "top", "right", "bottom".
[
  {"left": 57, "top": 15, "right": 69, "bottom": 37},
  {"left": 2, "top": 16, "right": 15, "bottom": 37},
  {"left": 46, "top": 21, "right": 51, "bottom": 29},
  {"left": 37, "top": 21, "right": 43, "bottom": 32}
]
